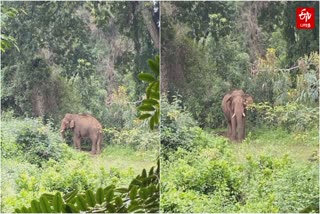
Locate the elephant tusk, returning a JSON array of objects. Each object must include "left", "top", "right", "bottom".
[
  {"left": 232, "top": 113, "right": 235, "bottom": 118},
  {"left": 242, "top": 113, "right": 246, "bottom": 117},
  {"left": 60, "top": 130, "right": 64, "bottom": 133}
]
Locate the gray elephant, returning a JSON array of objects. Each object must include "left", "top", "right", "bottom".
[
  {"left": 60, "top": 113, "right": 103, "bottom": 154},
  {"left": 222, "top": 90, "right": 253, "bottom": 142}
]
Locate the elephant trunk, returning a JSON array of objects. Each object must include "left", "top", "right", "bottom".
[
  {"left": 60, "top": 129, "right": 65, "bottom": 139},
  {"left": 236, "top": 112, "right": 245, "bottom": 142}
]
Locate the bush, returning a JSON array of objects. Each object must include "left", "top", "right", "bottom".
[
  {"left": 1, "top": 117, "right": 64, "bottom": 163},
  {"left": 161, "top": 95, "right": 200, "bottom": 156},
  {"left": 16, "top": 127, "right": 62, "bottom": 166},
  {"left": 104, "top": 128, "right": 158, "bottom": 151},
  {"left": 15, "top": 162, "right": 160, "bottom": 213},
  {"left": 161, "top": 127, "right": 319, "bottom": 213},
  {"left": 251, "top": 102, "right": 319, "bottom": 132}
]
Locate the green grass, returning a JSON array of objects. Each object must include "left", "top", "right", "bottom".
[
  {"left": 91, "top": 145, "right": 157, "bottom": 173},
  {"left": 224, "top": 128, "right": 318, "bottom": 164}
]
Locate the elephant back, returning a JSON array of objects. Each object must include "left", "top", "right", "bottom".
[{"left": 77, "top": 114, "right": 103, "bottom": 131}]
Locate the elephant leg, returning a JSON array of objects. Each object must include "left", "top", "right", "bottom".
[
  {"left": 98, "top": 132, "right": 103, "bottom": 154},
  {"left": 73, "top": 136, "right": 81, "bottom": 151},
  {"left": 90, "top": 135, "right": 97, "bottom": 154},
  {"left": 96, "top": 134, "right": 101, "bottom": 154},
  {"left": 227, "top": 122, "right": 232, "bottom": 137},
  {"left": 230, "top": 117, "right": 237, "bottom": 141}
]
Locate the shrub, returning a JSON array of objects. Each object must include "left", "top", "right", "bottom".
[
  {"left": 251, "top": 102, "right": 319, "bottom": 132},
  {"left": 161, "top": 130, "right": 319, "bottom": 213},
  {"left": 15, "top": 163, "right": 160, "bottom": 213},
  {"left": 16, "top": 125, "right": 63, "bottom": 166},
  {"left": 161, "top": 95, "right": 201, "bottom": 156},
  {"left": 104, "top": 128, "right": 158, "bottom": 151}
]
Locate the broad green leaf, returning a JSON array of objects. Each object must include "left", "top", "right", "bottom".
[
  {"left": 76, "top": 195, "right": 88, "bottom": 211},
  {"left": 141, "top": 169, "right": 147, "bottom": 178},
  {"left": 42, "top": 193, "right": 54, "bottom": 202},
  {"left": 148, "top": 167, "right": 154, "bottom": 176},
  {"left": 21, "top": 206, "right": 30, "bottom": 213},
  {"left": 138, "top": 73, "right": 155, "bottom": 83},
  {"left": 150, "top": 92, "right": 160, "bottom": 100},
  {"left": 96, "top": 187, "right": 104, "bottom": 204},
  {"left": 30, "top": 200, "right": 41, "bottom": 213},
  {"left": 148, "top": 184, "right": 157, "bottom": 194},
  {"left": 127, "top": 200, "right": 139, "bottom": 212},
  {"left": 39, "top": 196, "right": 51, "bottom": 213},
  {"left": 139, "top": 187, "right": 149, "bottom": 200},
  {"left": 138, "top": 105, "right": 155, "bottom": 111},
  {"left": 115, "top": 188, "right": 128, "bottom": 193},
  {"left": 104, "top": 184, "right": 115, "bottom": 194},
  {"left": 149, "top": 115, "right": 155, "bottom": 129},
  {"left": 148, "top": 59, "right": 159, "bottom": 76},
  {"left": 142, "top": 99, "right": 158, "bottom": 106},
  {"left": 152, "top": 81, "right": 159, "bottom": 92},
  {"left": 139, "top": 113, "right": 152, "bottom": 120},
  {"left": 63, "top": 189, "right": 78, "bottom": 202},
  {"left": 66, "top": 203, "right": 79, "bottom": 213},
  {"left": 114, "top": 196, "right": 123, "bottom": 207},
  {"left": 146, "top": 82, "right": 156, "bottom": 98},
  {"left": 53, "top": 192, "right": 63, "bottom": 212},
  {"left": 154, "top": 110, "right": 159, "bottom": 125},
  {"left": 106, "top": 204, "right": 116, "bottom": 213},
  {"left": 14, "top": 208, "right": 22, "bottom": 213},
  {"left": 85, "top": 189, "right": 96, "bottom": 207},
  {"left": 105, "top": 189, "right": 114, "bottom": 203},
  {"left": 129, "top": 186, "right": 138, "bottom": 200}
]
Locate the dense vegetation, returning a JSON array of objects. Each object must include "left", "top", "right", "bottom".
[
  {"left": 161, "top": 1, "right": 319, "bottom": 212},
  {"left": 1, "top": 1, "right": 159, "bottom": 213},
  {"left": 161, "top": 96, "right": 318, "bottom": 213},
  {"left": 161, "top": 1, "right": 318, "bottom": 128}
]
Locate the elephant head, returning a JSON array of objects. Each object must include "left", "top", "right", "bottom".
[
  {"left": 60, "top": 113, "right": 75, "bottom": 138},
  {"left": 222, "top": 90, "right": 253, "bottom": 142}
]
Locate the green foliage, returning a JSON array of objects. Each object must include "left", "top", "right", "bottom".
[
  {"left": 0, "top": 6, "right": 20, "bottom": 52},
  {"left": 138, "top": 55, "right": 160, "bottom": 130},
  {"left": 88, "top": 1, "right": 159, "bottom": 98},
  {"left": 15, "top": 163, "right": 159, "bottom": 213},
  {"left": 1, "top": 1, "right": 157, "bottom": 129},
  {"left": 161, "top": 127, "right": 319, "bottom": 213},
  {"left": 161, "top": 95, "right": 200, "bottom": 157},
  {"left": 104, "top": 128, "right": 158, "bottom": 151},
  {"left": 251, "top": 102, "right": 319, "bottom": 132},
  {"left": 1, "top": 117, "right": 157, "bottom": 213},
  {"left": 16, "top": 127, "right": 62, "bottom": 166},
  {"left": 161, "top": 2, "right": 319, "bottom": 129},
  {"left": 1, "top": 118, "right": 63, "bottom": 164}
]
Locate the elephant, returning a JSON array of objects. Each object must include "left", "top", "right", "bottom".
[
  {"left": 60, "top": 113, "right": 103, "bottom": 154},
  {"left": 222, "top": 90, "right": 253, "bottom": 142}
]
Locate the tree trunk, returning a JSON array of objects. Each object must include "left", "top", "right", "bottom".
[{"left": 140, "top": 2, "right": 159, "bottom": 50}]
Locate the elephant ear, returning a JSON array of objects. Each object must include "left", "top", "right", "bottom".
[
  {"left": 70, "top": 120, "right": 75, "bottom": 128},
  {"left": 226, "top": 95, "right": 233, "bottom": 111},
  {"left": 244, "top": 94, "right": 253, "bottom": 106}
]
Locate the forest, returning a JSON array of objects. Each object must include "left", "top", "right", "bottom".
[
  {"left": 161, "top": 1, "right": 319, "bottom": 213},
  {"left": 1, "top": 1, "right": 319, "bottom": 213},
  {"left": 1, "top": 1, "right": 159, "bottom": 213}
]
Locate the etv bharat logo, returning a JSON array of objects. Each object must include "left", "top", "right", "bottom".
[{"left": 296, "top": 7, "right": 315, "bottom": 29}]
